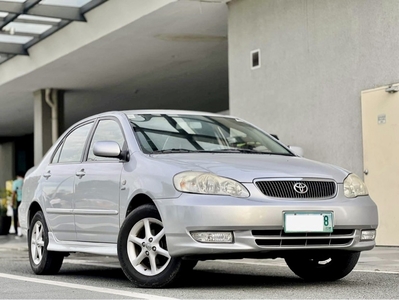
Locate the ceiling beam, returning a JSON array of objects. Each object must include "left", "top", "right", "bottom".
[
  {"left": 81, "top": 0, "right": 108, "bottom": 14},
  {"left": 0, "top": 13, "right": 18, "bottom": 30},
  {"left": 24, "top": 19, "right": 69, "bottom": 49},
  {"left": 11, "top": 17, "right": 61, "bottom": 26},
  {"left": 0, "top": 1, "right": 23, "bottom": 14},
  {"left": 0, "top": 30, "right": 40, "bottom": 38},
  {"left": 0, "top": 0, "right": 40, "bottom": 13},
  {"left": 27, "top": 5, "right": 86, "bottom": 22},
  {"left": 0, "top": 1, "right": 86, "bottom": 22},
  {"left": 0, "top": 42, "right": 28, "bottom": 55}
]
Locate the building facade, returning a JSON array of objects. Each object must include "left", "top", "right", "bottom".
[{"left": 228, "top": 0, "right": 399, "bottom": 245}]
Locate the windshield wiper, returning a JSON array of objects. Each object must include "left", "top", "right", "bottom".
[
  {"left": 265, "top": 152, "right": 294, "bottom": 156},
  {"left": 152, "top": 148, "right": 199, "bottom": 153},
  {"left": 201, "top": 148, "right": 260, "bottom": 153},
  {"left": 199, "top": 148, "right": 294, "bottom": 155},
  {"left": 152, "top": 148, "right": 294, "bottom": 156}
]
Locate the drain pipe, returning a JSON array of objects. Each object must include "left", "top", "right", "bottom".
[{"left": 45, "top": 88, "right": 58, "bottom": 144}]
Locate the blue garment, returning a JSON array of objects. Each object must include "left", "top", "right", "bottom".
[{"left": 12, "top": 177, "right": 23, "bottom": 202}]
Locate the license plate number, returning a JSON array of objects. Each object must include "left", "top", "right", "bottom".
[{"left": 284, "top": 212, "right": 333, "bottom": 233}]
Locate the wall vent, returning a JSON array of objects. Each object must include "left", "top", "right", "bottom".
[{"left": 251, "top": 49, "right": 261, "bottom": 69}]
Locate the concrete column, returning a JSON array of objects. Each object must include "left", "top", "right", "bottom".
[
  {"left": 0, "top": 142, "right": 15, "bottom": 189},
  {"left": 33, "top": 89, "right": 64, "bottom": 165}
]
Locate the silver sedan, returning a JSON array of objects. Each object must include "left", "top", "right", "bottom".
[{"left": 19, "top": 110, "right": 378, "bottom": 288}]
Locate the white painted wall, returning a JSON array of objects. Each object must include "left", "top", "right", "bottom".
[{"left": 228, "top": 0, "right": 399, "bottom": 178}]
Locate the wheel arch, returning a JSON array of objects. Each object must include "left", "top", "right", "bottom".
[
  {"left": 28, "top": 201, "right": 43, "bottom": 228},
  {"left": 125, "top": 193, "right": 157, "bottom": 218}
]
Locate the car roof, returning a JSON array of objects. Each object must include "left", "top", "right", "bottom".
[
  {"left": 80, "top": 109, "right": 234, "bottom": 121},
  {"left": 122, "top": 109, "right": 230, "bottom": 117}
]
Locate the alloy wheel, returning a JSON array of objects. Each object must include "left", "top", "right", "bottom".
[
  {"left": 31, "top": 220, "right": 45, "bottom": 265},
  {"left": 126, "top": 217, "right": 171, "bottom": 276}
]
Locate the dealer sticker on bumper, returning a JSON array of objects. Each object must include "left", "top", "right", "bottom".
[{"left": 284, "top": 212, "right": 333, "bottom": 233}]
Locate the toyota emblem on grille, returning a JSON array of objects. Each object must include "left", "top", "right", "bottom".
[{"left": 293, "top": 182, "right": 308, "bottom": 194}]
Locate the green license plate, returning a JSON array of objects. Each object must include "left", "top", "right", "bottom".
[{"left": 284, "top": 212, "right": 333, "bottom": 233}]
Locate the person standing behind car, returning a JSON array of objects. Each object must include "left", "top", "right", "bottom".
[{"left": 12, "top": 171, "right": 24, "bottom": 237}]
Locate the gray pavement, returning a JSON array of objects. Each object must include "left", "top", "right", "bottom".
[
  {"left": 0, "top": 233, "right": 27, "bottom": 251},
  {"left": 1, "top": 233, "right": 399, "bottom": 274}
]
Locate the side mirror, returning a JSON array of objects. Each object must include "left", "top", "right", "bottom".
[
  {"left": 93, "top": 141, "right": 129, "bottom": 160},
  {"left": 288, "top": 145, "right": 304, "bottom": 157}
]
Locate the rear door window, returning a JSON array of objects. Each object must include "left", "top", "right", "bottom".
[{"left": 55, "top": 122, "right": 93, "bottom": 163}]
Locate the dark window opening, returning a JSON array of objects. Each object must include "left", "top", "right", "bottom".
[{"left": 251, "top": 50, "right": 260, "bottom": 69}]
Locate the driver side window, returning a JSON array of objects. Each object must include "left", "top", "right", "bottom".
[{"left": 87, "top": 119, "right": 126, "bottom": 161}]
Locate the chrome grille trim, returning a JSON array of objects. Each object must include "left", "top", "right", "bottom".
[{"left": 254, "top": 179, "right": 337, "bottom": 199}]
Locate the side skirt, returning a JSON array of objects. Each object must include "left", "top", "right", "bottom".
[{"left": 47, "top": 232, "right": 118, "bottom": 256}]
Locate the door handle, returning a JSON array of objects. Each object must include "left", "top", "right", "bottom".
[
  {"left": 75, "top": 169, "right": 86, "bottom": 179},
  {"left": 364, "top": 169, "right": 369, "bottom": 175},
  {"left": 43, "top": 171, "right": 51, "bottom": 179}
]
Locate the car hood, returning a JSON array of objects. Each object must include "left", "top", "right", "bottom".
[{"left": 150, "top": 153, "right": 349, "bottom": 183}]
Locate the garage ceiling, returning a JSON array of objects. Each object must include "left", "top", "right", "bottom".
[{"left": 0, "top": 0, "right": 228, "bottom": 138}]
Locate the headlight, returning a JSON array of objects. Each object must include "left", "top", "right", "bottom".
[
  {"left": 344, "top": 173, "right": 368, "bottom": 198},
  {"left": 173, "top": 171, "right": 250, "bottom": 197}
]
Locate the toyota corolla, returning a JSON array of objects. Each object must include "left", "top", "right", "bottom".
[{"left": 19, "top": 110, "right": 378, "bottom": 288}]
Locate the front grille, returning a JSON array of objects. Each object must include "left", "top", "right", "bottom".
[
  {"left": 252, "top": 229, "right": 354, "bottom": 247},
  {"left": 255, "top": 180, "right": 336, "bottom": 198}
]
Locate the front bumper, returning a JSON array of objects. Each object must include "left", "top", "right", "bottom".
[{"left": 155, "top": 184, "right": 378, "bottom": 257}]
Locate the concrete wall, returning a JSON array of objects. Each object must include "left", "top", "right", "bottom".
[{"left": 228, "top": 0, "right": 399, "bottom": 177}]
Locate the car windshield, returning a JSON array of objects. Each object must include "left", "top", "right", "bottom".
[{"left": 126, "top": 113, "right": 293, "bottom": 156}]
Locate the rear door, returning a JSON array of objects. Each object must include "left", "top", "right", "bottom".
[{"left": 41, "top": 121, "right": 94, "bottom": 241}]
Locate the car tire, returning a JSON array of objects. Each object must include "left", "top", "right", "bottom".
[
  {"left": 284, "top": 251, "right": 361, "bottom": 281},
  {"left": 117, "top": 204, "right": 183, "bottom": 288},
  {"left": 28, "top": 211, "right": 65, "bottom": 275}
]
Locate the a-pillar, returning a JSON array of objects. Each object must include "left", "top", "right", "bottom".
[{"left": 33, "top": 89, "right": 64, "bottom": 165}]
